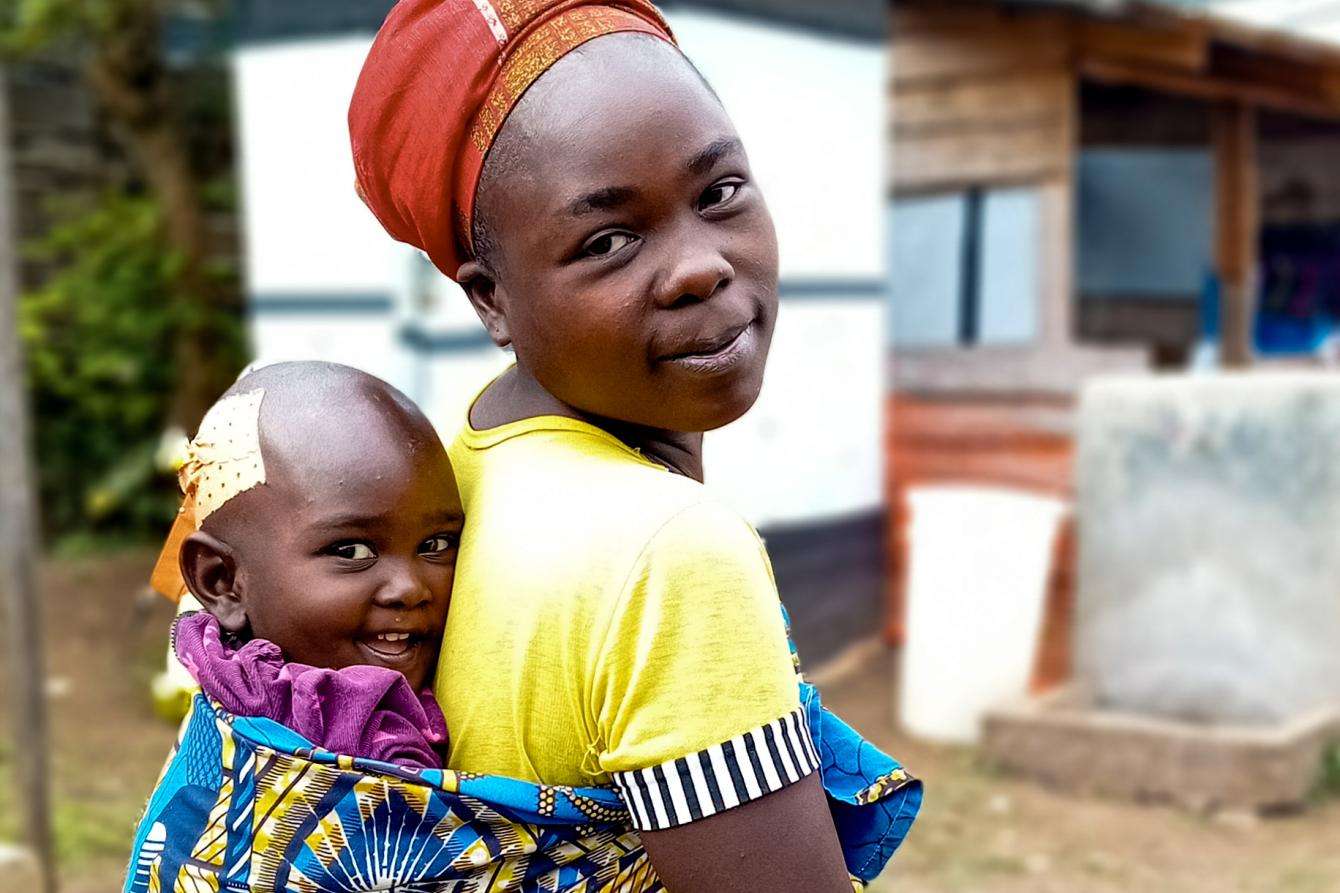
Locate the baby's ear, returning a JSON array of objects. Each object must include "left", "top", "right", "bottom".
[
  {"left": 456, "top": 260, "right": 512, "bottom": 348},
  {"left": 179, "top": 531, "right": 248, "bottom": 635}
]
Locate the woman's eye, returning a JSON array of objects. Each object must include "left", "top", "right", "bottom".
[
  {"left": 418, "top": 535, "right": 456, "bottom": 556},
  {"left": 699, "top": 181, "right": 741, "bottom": 211},
  {"left": 583, "top": 231, "right": 637, "bottom": 258},
  {"left": 328, "top": 542, "right": 376, "bottom": 561}
]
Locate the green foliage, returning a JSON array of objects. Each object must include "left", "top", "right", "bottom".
[
  {"left": 19, "top": 190, "right": 242, "bottom": 541},
  {"left": 0, "top": 0, "right": 228, "bottom": 54},
  {"left": 0, "top": 0, "right": 117, "bottom": 54},
  {"left": 4, "top": 0, "right": 244, "bottom": 544},
  {"left": 1312, "top": 741, "right": 1340, "bottom": 802}
]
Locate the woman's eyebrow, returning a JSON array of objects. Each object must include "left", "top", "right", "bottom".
[
  {"left": 687, "top": 137, "right": 742, "bottom": 175},
  {"left": 566, "top": 186, "right": 637, "bottom": 217},
  {"left": 561, "top": 137, "right": 743, "bottom": 219}
]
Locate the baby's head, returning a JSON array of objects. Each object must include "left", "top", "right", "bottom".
[
  {"left": 168, "top": 362, "right": 461, "bottom": 691},
  {"left": 351, "top": 3, "right": 779, "bottom": 435}
]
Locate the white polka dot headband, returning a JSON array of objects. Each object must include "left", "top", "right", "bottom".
[{"left": 150, "top": 388, "right": 267, "bottom": 601}]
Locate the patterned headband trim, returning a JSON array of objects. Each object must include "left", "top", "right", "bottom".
[
  {"left": 455, "top": 4, "right": 672, "bottom": 256},
  {"left": 348, "top": 0, "right": 674, "bottom": 278}
]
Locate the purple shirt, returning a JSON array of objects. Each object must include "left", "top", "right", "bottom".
[{"left": 173, "top": 612, "right": 448, "bottom": 769}]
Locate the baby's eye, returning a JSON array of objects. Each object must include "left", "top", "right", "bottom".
[
  {"left": 699, "top": 180, "right": 741, "bottom": 211},
  {"left": 327, "top": 541, "right": 376, "bottom": 561},
  {"left": 582, "top": 231, "right": 637, "bottom": 258},
  {"left": 418, "top": 535, "right": 457, "bottom": 556}
]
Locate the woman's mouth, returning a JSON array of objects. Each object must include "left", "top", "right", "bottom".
[{"left": 659, "top": 322, "right": 754, "bottom": 375}]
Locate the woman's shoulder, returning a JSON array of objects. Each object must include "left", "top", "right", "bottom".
[
  {"left": 577, "top": 467, "right": 761, "bottom": 565},
  {"left": 639, "top": 494, "right": 763, "bottom": 557}
]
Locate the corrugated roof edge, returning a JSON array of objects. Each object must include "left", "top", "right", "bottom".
[{"left": 999, "top": 0, "right": 1340, "bottom": 65}]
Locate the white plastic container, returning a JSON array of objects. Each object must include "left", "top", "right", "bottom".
[{"left": 898, "top": 485, "right": 1068, "bottom": 743}]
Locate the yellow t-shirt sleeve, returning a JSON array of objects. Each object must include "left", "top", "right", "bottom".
[{"left": 591, "top": 499, "right": 800, "bottom": 777}]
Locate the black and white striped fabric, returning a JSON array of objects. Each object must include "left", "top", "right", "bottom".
[{"left": 610, "top": 707, "right": 819, "bottom": 831}]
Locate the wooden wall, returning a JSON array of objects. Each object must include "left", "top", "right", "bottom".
[
  {"left": 889, "top": 0, "right": 1340, "bottom": 373},
  {"left": 5, "top": 61, "right": 120, "bottom": 291},
  {"left": 890, "top": 4, "right": 1076, "bottom": 194},
  {"left": 890, "top": 3, "right": 1081, "bottom": 357}
]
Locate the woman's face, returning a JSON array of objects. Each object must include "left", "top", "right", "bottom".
[{"left": 473, "top": 35, "right": 780, "bottom": 435}]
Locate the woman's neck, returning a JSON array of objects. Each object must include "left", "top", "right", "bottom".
[{"left": 470, "top": 363, "right": 705, "bottom": 482}]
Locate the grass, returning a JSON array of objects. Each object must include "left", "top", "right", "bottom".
[
  {"left": 0, "top": 546, "right": 177, "bottom": 890},
  {"left": 52, "top": 800, "right": 139, "bottom": 872},
  {"left": 1311, "top": 742, "right": 1340, "bottom": 803},
  {"left": 0, "top": 740, "right": 16, "bottom": 847},
  {"left": 0, "top": 741, "right": 146, "bottom": 874},
  {"left": 1270, "top": 866, "right": 1336, "bottom": 893}
]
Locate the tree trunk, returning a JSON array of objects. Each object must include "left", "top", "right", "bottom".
[
  {"left": 0, "top": 63, "right": 56, "bottom": 893},
  {"left": 84, "top": 0, "right": 238, "bottom": 430}
]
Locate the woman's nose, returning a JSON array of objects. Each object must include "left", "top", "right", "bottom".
[{"left": 655, "top": 240, "right": 734, "bottom": 309}]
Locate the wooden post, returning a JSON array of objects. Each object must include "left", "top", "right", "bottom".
[
  {"left": 1213, "top": 101, "right": 1258, "bottom": 368},
  {"left": 1040, "top": 69, "right": 1079, "bottom": 351},
  {"left": 0, "top": 67, "right": 56, "bottom": 893}
]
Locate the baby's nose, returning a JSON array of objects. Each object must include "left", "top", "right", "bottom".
[{"left": 377, "top": 569, "right": 433, "bottom": 609}]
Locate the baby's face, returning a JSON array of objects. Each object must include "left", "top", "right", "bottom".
[
  {"left": 225, "top": 411, "right": 462, "bottom": 691},
  {"left": 476, "top": 35, "right": 779, "bottom": 434}
]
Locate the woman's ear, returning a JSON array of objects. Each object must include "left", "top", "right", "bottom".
[
  {"left": 456, "top": 260, "right": 512, "bottom": 348},
  {"left": 180, "top": 531, "right": 249, "bottom": 635}
]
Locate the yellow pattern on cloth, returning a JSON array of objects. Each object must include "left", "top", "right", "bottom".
[
  {"left": 150, "top": 388, "right": 267, "bottom": 601},
  {"left": 437, "top": 401, "right": 798, "bottom": 786}
]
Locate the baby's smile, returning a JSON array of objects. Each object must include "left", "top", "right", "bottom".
[{"left": 358, "top": 630, "right": 430, "bottom": 669}]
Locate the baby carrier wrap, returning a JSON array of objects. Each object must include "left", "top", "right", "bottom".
[{"left": 126, "top": 614, "right": 921, "bottom": 892}]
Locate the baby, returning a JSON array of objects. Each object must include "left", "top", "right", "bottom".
[{"left": 152, "top": 360, "right": 462, "bottom": 768}]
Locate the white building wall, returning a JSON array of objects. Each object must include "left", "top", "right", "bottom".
[
  {"left": 234, "top": 38, "right": 395, "bottom": 295},
  {"left": 232, "top": 12, "right": 884, "bottom": 528},
  {"left": 670, "top": 10, "right": 886, "bottom": 526}
]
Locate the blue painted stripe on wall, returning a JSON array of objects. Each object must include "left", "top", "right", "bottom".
[
  {"left": 249, "top": 278, "right": 884, "bottom": 316},
  {"left": 397, "top": 326, "right": 497, "bottom": 353},
  {"left": 249, "top": 292, "right": 394, "bottom": 315},
  {"left": 779, "top": 278, "right": 885, "bottom": 298},
  {"left": 247, "top": 276, "right": 884, "bottom": 354}
]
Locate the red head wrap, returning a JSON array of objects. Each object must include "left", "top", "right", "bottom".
[{"left": 349, "top": 0, "right": 675, "bottom": 279}]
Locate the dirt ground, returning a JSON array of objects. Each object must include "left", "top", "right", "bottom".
[
  {"left": 0, "top": 548, "right": 178, "bottom": 893},
  {"left": 5, "top": 549, "right": 1340, "bottom": 892}
]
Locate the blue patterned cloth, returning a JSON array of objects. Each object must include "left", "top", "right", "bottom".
[{"left": 126, "top": 624, "right": 920, "bottom": 891}]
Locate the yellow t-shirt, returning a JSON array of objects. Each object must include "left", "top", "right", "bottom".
[{"left": 436, "top": 410, "right": 805, "bottom": 822}]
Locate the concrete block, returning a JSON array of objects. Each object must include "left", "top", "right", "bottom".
[
  {"left": 982, "top": 686, "right": 1340, "bottom": 813},
  {"left": 1077, "top": 373, "right": 1340, "bottom": 725}
]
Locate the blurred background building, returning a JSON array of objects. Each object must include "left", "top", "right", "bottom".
[{"left": 888, "top": 0, "right": 1340, "bottom": 689}]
